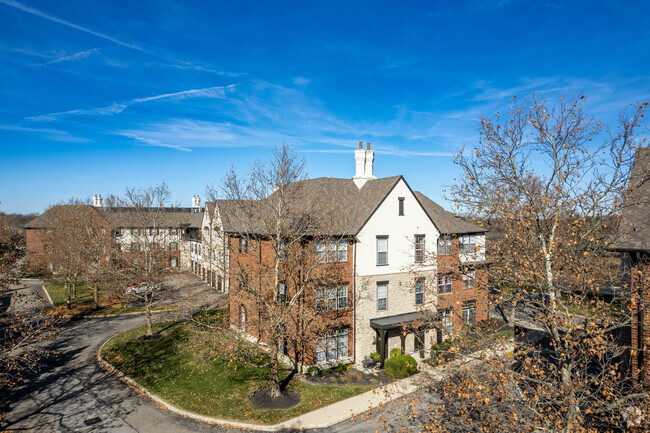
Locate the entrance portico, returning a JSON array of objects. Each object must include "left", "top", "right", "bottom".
[{"left": 370, "top": 311, "right": 438, "bottom": 367}]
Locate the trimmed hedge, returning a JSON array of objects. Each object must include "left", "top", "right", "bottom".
[
  {"left": 384, "top": 354, "right": 418, "bottom": 378},
  {"left": 389, "top": 348, "right": 402, "bottom": 359}
]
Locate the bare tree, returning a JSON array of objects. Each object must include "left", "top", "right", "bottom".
[
  {"left": 0, "top": 212, "right": 63, "bottom": 395},
  {"left": 116, "top": 183, "right": 175, "bottom": 336},
  {"left": 408, "top": 96, "right": 649, "bottom": 432},
  {"left": 215, "top": 144, "right": 351, "bottom": 399}
]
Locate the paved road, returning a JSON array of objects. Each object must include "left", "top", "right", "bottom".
[
  {"left": 4, "top": 278, "right": 49, "bottom": 313},
  {"left": 1, "top": 277, "right": 436, "bottom": 432}
]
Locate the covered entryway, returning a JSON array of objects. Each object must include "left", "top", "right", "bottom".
[{"left": 370, "top": 311, "right": 440, "bottom": 367}]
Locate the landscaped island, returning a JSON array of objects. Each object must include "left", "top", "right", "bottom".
[{"left": 100, "top": 315, "right": 375, "bottom": 425}]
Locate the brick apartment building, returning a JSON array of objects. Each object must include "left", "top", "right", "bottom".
[{"left": 208, "top": 143, "right": 489, "bottom": 367}]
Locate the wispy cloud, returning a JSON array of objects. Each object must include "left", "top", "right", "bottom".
[
  {"left": 292, "top": 76, "right": 311, "bottom": 86},
  {"left": 33, "top": 48, "right": 100, "bottom": 66},
  {"left": 26, "top": 84, "right": 237, "bottom": 121},
  {"left": 0, "top": 124, "right": 89, "bottom": 142},
  {"left": 0, "top": 0, "right": 144, "bottom": 52}
]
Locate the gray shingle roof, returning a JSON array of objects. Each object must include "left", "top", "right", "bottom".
[
  {"left": 611, "top": 147, "right": 650, "bottom": 252},
  {"left": 214, "top": 176, "right": 486, "bottom": 236},
  {"left": 24, "top": 205, "right": 102, "bottom": 229},
  {"left": 25, "top": 206, "right": 203, "bottom": 229},
  {"left": 414, "top": 191, "right": 487, "bottom": 235}
]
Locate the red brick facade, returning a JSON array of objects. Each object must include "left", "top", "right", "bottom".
[{"left": 228, "top": 236, "right": 355, "bottom": 366}]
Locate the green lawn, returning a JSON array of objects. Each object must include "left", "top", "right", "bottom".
[
  {"left": 44, "top": 283, "right": 93, "bottom": 307},
  {"left": 44, "top": 283, "right": 177, "bottom": 316},
  {"left": 101, "top": 322, "right": 373, "bottom": 424}
]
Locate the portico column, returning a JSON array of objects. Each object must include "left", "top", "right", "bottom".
[{"left": 379, "top": 329, "right": 388, "bottom": 368}]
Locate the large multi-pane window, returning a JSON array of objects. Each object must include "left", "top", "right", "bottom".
[
  {"left": 441, "top": 308, "right": 453, "bottom": 335},
  {"left": 316, "top": 285, "right": 348, "bottom": 311},
  {"left": 437, "top": 236, "right": 452, "bottom": 255},
  {"left": 377, "top": 281, "right": 388, "bottom": 311},
  {"left": 463, "top": 301, "right": 476, "bottom": 325},
  {"left": 415, "top": 235, "right": 425, "bottom": 263},
  {"left": 463, "top": 270, "right": 476, "bottom": 288},
  {"left": 240, "top": 238, "right": 248, "bottom": 254},
  {"left": 316, "top": 328, "right": 349, "bottom": 363},
  {"left": 415, "top": 278, "right": 424, "bottom": 306},
  {"left": 278, "top": 282, "right": 287, "bottom": 304},
  {"left": 437, "top": 275, "right": 453, "bottom": 294},
  {"left": 376, "top": 236, "right": 388, "bottom": 265},
  {"left": 315, "top": 240, "right": 347, "bottom": 263},
  {"left": 459, "top": 234, "right": 477, "bottom": 254}
]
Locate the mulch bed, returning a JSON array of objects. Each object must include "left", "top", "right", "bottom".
[
  {"left": 250, "top": 388, "right": 302, "bottom": 409},
  {"left": 303, "top": 367, "right": 397, "bottom": 386}
]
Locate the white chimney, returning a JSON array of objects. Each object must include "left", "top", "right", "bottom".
[
  {"left": 353, "top": 142, "right": 376, "bottom": 189},
  {"left": 92, "top": 194, "right": 103, "bottom": 207},
  {"left": 192, "top": 195, "right": 201, "bottom": 212},
  {"left": 98, "top": 194, "right": 103, "bottom": 207}
]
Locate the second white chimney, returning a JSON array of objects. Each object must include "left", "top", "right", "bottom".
[{"left": 353, "top": 142, "right": 376, "bottom": 188}]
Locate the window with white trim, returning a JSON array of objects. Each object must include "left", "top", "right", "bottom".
[
  {"left": 463, "top": 270, "right": 476, "bottom": 289},
  {"left": 278, "top": 282, "right": 287, "bottom": 304},
  {"left": 315, "top": 240, "right": 347, "bottom": 263},
  {"left": 441, "top": 308, "right": 453, "bottom": 335},
  {"left": 415, "top": 235, "right": 425, "bottom": 263},
  {"left": 437, "top": 275, "right": 453, "bottom": 294},
  {"left": 415, "top": 278, "right": 424, "bottom": 306},
  {"left": 240, "top": 238, "right": 248, "bottom": 254},
  {"left": 316, "top": 285, "right": 348, "bottom": 311},
  {"left": 376, "top": 236, "right": 388, "bottom": 266},
  {"left": 437, "top": 236, "right": 452, "bottom": 255},
  {"left": 459, "top": 234, "right": 477, "bottom": 254},
  {"left": 377, "top": 281, "right": 388, "bottom": 311},
  {"left": 463, "top": 301, "right": 476, "bottom": 325},
  {"left": 315, "top": 328, "right": 349, "bottom": 364}
]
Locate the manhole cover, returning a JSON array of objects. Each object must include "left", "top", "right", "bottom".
[{"left": 84, "top": 417, "right": 101, "bottom": 426}]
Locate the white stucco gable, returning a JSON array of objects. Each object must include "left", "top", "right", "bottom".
[{"left": 355, "top": 177, "right": 439, "bottom": 276}]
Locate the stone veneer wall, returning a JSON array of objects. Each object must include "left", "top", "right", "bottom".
[{"left": 354, "top": 271, "right": 437, "bottom": 364}]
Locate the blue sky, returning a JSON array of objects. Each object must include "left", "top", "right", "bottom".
[{"left": 1, "top": 0, "right": 649, "bottom": 213}]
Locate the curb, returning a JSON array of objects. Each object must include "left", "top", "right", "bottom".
[
  {"left": 41, "top": 285, "right": 54, "bottom": 306},
  {"left": 96, "top": 330, "right": 421, "bottom": 431}
]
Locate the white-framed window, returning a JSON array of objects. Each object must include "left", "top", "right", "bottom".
[
  {"left": 170, "top": 228, "right": 178, "bottom": 235},
  {"left": 278, "top": 282, "right": 287, "bottom": 304},
  {"left": 459, "top": 234, "right": 477, "bottom": 254},
  {"left": 437, "top": 236, "right": 452, "bottom": 255},
  {"left": 239, "top": 305, "right": 247, "bottom": 332},
  {"left": 315, "top": 240, "right": 347, "bottom": 263},
  {"left": 316, "top": 328, "right": 349, "bottom": 364},
  {"left": 437, "top": 275, "right": 453, "bottom": 294},
  {"left": 316, "top": 285, "right": 348, "bottom": 311},
  {"left": 169, "top": 242, "right": 178, "bottom": 251},
  {"left": 463, "top": 301, "right": 476, "bottom": 325},
  {"left": 240, "top": 237, "right": 248, "bottom": 254},
  {"left": 132, "top": 228, "right": 139, "bottom": 235},
  {"left": 415, "top": 235, "right": 425, "bottom": 263},
  {"left": 377, "top": 281, "right": 388, "bottom": 311},
  {"left": 415, "top": 278, "right": 424, "bottom": 306},
  {"left": 463, "top": 270, "right": 476, "bottom": 289},
  {"left": 441, "top": 308, "right": 453, "bottom": 336},
  {"left": 376, "top": 236, "right": 388, "bottom": 266},
  {"left": 170, "top": 256, "right": 178, "bottom": 268},
  {"left": 278, "top": 240, "right": 286, "bottom": 259}
]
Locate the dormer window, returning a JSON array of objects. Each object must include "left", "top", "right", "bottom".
[{"left": 398, "top": 197, "right": 405, "bottom": 216}]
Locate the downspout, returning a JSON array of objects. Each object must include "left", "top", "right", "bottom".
[{"left": 353, "top": 238, "right": 357, "bottom": 365}]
